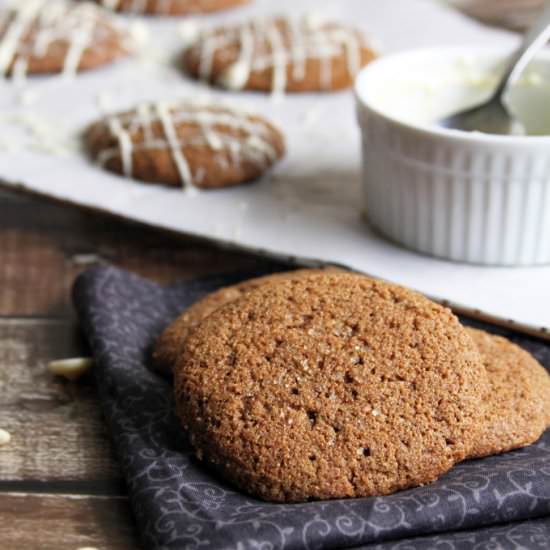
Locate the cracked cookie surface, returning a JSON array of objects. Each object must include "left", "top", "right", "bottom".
[
  {"left": 152, "top": 269, "right": 331, "bottom": 376},
  {"left": 467, "top": 328, "right": 550, "bottom": 459},
  {"left": 174, "top": 271, "right": 488, "bottom": 502}
]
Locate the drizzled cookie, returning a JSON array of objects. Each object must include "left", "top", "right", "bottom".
[
  {"left": 0, "top": 0, "right": 128, "bottom": 77},
  {"left": 85, "top": 101, "right": 285, "bottom": 191},
  {"left": 182, "top": 15, "right": 376, "bottom": 93},
  {"left": 95, "top": 0, "right": 249, "bottom": 16}
]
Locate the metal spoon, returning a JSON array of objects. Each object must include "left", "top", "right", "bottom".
[{"left": 440, "top": 2, "right": 550, "bottom": 135}]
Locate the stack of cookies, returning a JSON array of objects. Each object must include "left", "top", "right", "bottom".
[{"left": 152, "top": 269, "right": 550, "bottom": 503}]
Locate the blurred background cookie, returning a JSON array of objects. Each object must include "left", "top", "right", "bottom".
[
  {"left": 182, "top": 15, "right": 377, "bottom": 93},
  {"left": 85, "top": 101, "right": 285, "bottom": 190},
  {"left": 0, "top": 0, "right": 128, "bottom": 77},
  {"left": 95, "top": 0, "right": 249, "bottom": 16},
  {"left": 467, "top": 328, "right": 550, "bottom": 458},
  {"left": 175, "top": 271, "right": 488, "bottom": 502}
]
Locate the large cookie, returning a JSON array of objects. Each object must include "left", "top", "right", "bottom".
[
  {"left": 182, "top": 16, "right": 377, "bottom": 93},
  {"left": 96, "top": 0, "right": 249, "bottom": 15},
  {"left": 152, "top": 269, "right": 331, "bottom": 376},
  {"left": 174, "top": 271, "right": 488, "bottom": 502},
  {"left": 85, "top": 101, "right": 285, "bottom": 191},
  {"left": 0, "top": 0, "right": 128, "bottom": 78},
  {"left": 467, "top": 328, "right": 550, "bottom": 459}
]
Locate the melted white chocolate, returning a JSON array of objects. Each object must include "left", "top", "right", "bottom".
[
  {"left": 188, "top": 15, "right": 372, "bottom": 93},
  {"left": 95, "top": 102, "right": 281, "bottom": 191}
]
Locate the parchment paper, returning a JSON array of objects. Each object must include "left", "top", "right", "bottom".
[{"left": 3, "top": 0, "right": 547, "bottom": 334}]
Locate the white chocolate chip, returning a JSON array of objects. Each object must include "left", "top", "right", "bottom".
[
  {"left": 371, "top": 409, "right": 380, "bottom": 417},
  {"left": 179, "top": 20, "right": 200, "bottom": 46},
  {"left": 128, "top": 20, "right": 150, "bottom": 49},
  {"left": 71, "top": 253, "right": 102, "bottom": 266},
  {"left": 47, "top": 358, "right": 95, "bottom": 381},
  {"left": 0, "top": 429, "right": 11, "bottom": 446}
]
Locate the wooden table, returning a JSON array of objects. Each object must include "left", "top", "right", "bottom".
[{"left": 0, "top": 189, "right": 284, "bottom": 550}]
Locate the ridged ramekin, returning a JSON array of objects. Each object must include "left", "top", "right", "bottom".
[{"left": 355, "top": 47, "right": 550, "bottom": 266}]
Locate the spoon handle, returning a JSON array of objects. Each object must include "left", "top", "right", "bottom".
[{"left": 493, "top": 0, "right": 550, "bottom": 99}]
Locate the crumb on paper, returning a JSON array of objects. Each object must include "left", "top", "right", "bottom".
[
  {"left": 47, "top": 358, "right": 95, "bottom": 381},
  {"left": 128, "top": 20, "right": 150, "bottom": 49},
  {"left": 0, "top": 136, "right": 22, "bottom": 154},
  {"left": 18, "top": 89, "right": 40, "bottom": 107},
  {"left": 179, "top": 20, "right": 200, "bottom": 46},
  {"left": 1, "top": 110, "right": 75, "bottom": 157},
  {"left": 96, "top": 91, "right": 115, "bottom": 113},
  {"left": 0, "top": 429, "right": 11, "bottom": 446},
  {"left": 301, "top": 104, "right": 323, "bottom": 128}
]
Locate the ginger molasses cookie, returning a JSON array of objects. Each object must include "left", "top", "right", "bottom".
[
  {"left": 182, "top": 15, "right": 377, "bottom": 93},
  {"left": 152, "top": 269, "right": 332, "bottom": 376},
  {"left": 85, "top": 101, "right": 285, "bottom": 191},
  {"left": 174, "top": 271, "right": 488, "bottom": 503},
  {"left": 96, "top": 0, "right": 249, "bottom": 16},
  {"left": 0, "top": 0, "right": 128, "bottom": 77},
  {"left": 467, "top": 328, "right": 550, "bottom": 459}
]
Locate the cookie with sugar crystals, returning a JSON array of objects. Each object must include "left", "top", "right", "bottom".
[
  {"left": 96, "top": 0, "right": 249, "bottom": 16},
  {"left": 85, "top": 101, "right": 285, "bottom": 191},
  {"left": 467, "top": 328, "right": 550, "bottom": 459},
  {"left": 174, "top": 271, "right": 488, "bottom": 502},
  {"left": 152, "top": 268, "right": 334, "bottom": 376},
  {"left": 182, "top": 15, "right": 377, "bottom": 93},
  {"left": 0, "top": 0, "right": 128, "bottom": 78}
]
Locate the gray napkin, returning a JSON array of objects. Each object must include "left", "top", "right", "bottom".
[{"left": 73, "top": 265, "right": 550, "bottom": 550}]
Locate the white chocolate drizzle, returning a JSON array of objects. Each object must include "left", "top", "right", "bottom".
[
  {"left": 0, "top": 0, "right": 123, "bottom": 79},
  {"left": 94, "top": 102, "right": 281, "bottom": 191},
  {"left": 187, "top": 15, "right": 373, "bottom": 92},
  {"left": 155, "top": 101, "right": 194, "bottom": 187}
]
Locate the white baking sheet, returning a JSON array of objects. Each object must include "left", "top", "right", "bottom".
[{"left": 2, "top": 0, "right": 548, "bottom": 334}]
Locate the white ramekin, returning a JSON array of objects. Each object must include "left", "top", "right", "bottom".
[{"left": 355, "top": 47, "right": 550, "bottom": 266}]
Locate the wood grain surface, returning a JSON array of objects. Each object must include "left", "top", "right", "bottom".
[
  {"left": 0, "top": 493, "right": 140, "bottom": 550},
  {"left": 0, "top": 190, "right": 286, "bottom": 549}
]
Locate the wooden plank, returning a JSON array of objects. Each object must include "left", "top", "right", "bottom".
[
  {"left": 0, "top": 318, "right": 122, "bottom": 483},
  {"left": 0, "top": 190, "right": 284, "bottom": 317},
  {"left": 0, "top": 493, "right": 140, "bottom": 550}
]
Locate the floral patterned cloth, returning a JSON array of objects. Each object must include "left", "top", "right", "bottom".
[{"left": 73, "top": 265, "right": 550, "bottom": 550}]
